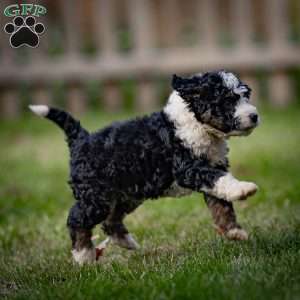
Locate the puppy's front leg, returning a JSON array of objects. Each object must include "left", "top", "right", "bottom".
[
  {"left": 174, "top": 159, "right": 257, "bottom": 202},
  {"left": 206, "top": 173, "right": 258, "bottom": 202},
  {"left": 204, "top": 194, "right": 248, "bottom": 240}
]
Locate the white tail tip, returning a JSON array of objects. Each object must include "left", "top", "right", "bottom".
[{"left": 29, "top": 105, "right": 49, "bottom": 117}]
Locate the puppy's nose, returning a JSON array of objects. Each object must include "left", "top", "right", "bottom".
[{"left": 249, "top": 113, "right": 258, "bottom": 124}]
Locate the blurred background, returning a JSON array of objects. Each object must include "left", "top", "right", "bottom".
[{"left": 0, "top": 0, "right": 300, "bottom": 116}]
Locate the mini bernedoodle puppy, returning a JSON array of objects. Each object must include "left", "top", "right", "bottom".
[{"left": 30, "top": 70, "right": 259, "bottom": 264}]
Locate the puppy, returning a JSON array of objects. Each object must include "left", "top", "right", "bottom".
[{"left": 30, "top": 70, "right": 259, "bottom": 264}]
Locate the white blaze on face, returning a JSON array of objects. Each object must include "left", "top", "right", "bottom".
[{"left": 219, "top": 71, "right": 239, "bottom": 90}]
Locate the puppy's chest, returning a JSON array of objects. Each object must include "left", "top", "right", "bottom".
[
  {"left": 183, "top": 134, "right": 228, "bottom": 166},
  {"left": 175, "top": 122, "right": 228, "bottom": 165}
]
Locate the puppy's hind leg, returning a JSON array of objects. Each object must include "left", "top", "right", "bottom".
[
  {"left": 68, "top": 227, "right": 95, "bottom": 264},
  {"left": 67, "top": 201, "right": 110, "bottom": 264},
  {"left": 204, "top": 194, "right": 248, "bottom": 241},
  {"left": 102, "top": 202, "right": 140, "bottom": 250}
]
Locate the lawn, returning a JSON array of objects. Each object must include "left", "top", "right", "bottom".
[{"left": 0, "top": 105, "right": 300, "bottom": 300}]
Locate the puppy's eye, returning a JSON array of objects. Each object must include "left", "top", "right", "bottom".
[{"left": 243, "top": 91, "right": 251, "bottom": 98}]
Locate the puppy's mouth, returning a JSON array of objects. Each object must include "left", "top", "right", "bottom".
[
  {"left": 228, "top": 123, "right": 258, "bottom": 136},
  {"left": 229, "top": 115, "right": 260, "bottom": 136},
  {"left": 203, "top": 118, "right": 259, "bottom": 138},
  {"left": 203, "top": 123, "right": 255, "bottom": 138},
  {"left": 228, "top": 128, "right": 253, "bottom": 137}
]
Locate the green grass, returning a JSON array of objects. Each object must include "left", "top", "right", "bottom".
[{"left": 0, "top": 105, "right": 300, "bottom": 300}]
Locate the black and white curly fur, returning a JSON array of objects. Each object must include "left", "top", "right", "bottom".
[{"left": 30, "top": 70, "right": 259, "bottom": 264}]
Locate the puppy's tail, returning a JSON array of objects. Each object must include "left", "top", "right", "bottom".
[{"left": 29, "top": 105, "right": 88, "bottom": 144}]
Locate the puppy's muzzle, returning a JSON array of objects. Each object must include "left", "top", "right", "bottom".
[{"left": 234, "top": 102, "right": 259, "bottom": 131}]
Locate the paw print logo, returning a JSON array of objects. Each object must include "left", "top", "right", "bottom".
[{"left": 4, "top": 16, "right": 45, "bottom": 48}]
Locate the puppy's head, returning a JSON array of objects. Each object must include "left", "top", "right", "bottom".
[{"left": 171, "top": 70, "right": 259, "bottom": 136}]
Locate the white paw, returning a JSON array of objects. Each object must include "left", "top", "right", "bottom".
[
  {"left": 226, "top": 228, "right": 249, "bottom": 241},
  {"left": 72, "top": 247, "right": 96, "bottom": 265},
  {"left": 227, "top": 181, "right": 258, "bottom": 201},
  {"left": 111, "top": 234, "right": 140, "bottom": 250},
  {"left": 210, "top": 174, "right": 258, "bottom": 202}
]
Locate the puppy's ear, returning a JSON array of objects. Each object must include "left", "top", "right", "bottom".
[{"left": 171, "top": 74, "right": 183, "bottom": 90}]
